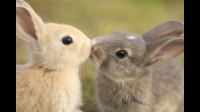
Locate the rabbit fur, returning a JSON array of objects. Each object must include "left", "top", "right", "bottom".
[
  {"left": 16, "top": 0, "right": 91, "bottom": 112},
  {"left": 91, "top": 20, "right": 184, "bottom": 112}
]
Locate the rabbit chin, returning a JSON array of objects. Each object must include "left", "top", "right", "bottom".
[{"left": 98, "top": 71, "right": 136, "bottom": 84}]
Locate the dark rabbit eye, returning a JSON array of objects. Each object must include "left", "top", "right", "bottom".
[
  {"left": 116, "top": 50, "right": 127, "bottom": 59},
  {"left": 62, "top": 36, "right": 73, "bottom": 45}
]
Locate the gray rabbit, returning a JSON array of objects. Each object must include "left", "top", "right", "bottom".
[{"left": 90, "top": 20, "right": 184, "bottom": 112}]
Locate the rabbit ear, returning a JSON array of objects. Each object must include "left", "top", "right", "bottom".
[
  {"left": 16, "top": 0, "right": 46, "bottom": 41},
  {"left": 143, "top": 36, "right": 184, "bottom": 66},
  {"left": 142, "top": 20, "right": 184, "bottom": 43}
]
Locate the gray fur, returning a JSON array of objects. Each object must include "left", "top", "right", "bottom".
[{"left": 91, "top": 20, "right": 184, "bottom": 112}]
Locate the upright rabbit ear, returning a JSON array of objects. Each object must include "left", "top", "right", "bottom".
[
  {"left": 16, "top": 0, "right": 47, "bottom": 42},
  {"left": 142, "top": 20, "right": 184, "bottom": 43},
  {"left": 143, "top": 36, "right": 184, "bottom": 66}
]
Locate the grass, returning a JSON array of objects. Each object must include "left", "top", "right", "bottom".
[{"left": 16, "top": 0, "right": 184, "bottom": 112}]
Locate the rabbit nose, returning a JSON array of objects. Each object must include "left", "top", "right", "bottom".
[
  {"left": 92, "top": 45, "right": 100, "bottom": 53},
  {"left": 90, "top": 46, "right": 97, "bottom": 60}
]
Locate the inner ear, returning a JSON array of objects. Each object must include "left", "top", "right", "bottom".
[
  {"left": 154, "top": 40, "right": 184, "bottom": 61},
  {"left": 144, "top": 37, "right": 184, "bottom": 66},
  {"left": 16, "top": 8, "right": 37, "bottom": 40}
]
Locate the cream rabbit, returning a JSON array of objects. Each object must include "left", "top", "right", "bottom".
[
  {"left": 91, "top": 20, "right": 184, "bottom": 112},
  {"left": 16, "top": 0, "right": 91, "bottom": 112}
]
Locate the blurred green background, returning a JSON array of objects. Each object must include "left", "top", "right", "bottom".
[{"left": 16, "top": 0, "right": 184, "bottom": 112}]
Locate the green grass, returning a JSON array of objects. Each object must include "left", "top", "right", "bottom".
[{"left": 16, "top": 0, "right": 184, "bottom": 112}]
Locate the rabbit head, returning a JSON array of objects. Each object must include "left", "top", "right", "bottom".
[
  {"left": 16, "top": 0, "right": 91, "bottom": 70},
  {"left": 91, "top": 20, "right": 184, "bottom": 81}
]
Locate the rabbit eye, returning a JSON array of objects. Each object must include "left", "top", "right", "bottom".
[
  {"left": 62, "top": 36, "right": 73, "bottom": 45},
  {"left": 116, "top": 50, "right": 127, "bottom": 59}
]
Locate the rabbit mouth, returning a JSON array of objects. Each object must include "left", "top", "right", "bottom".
[{"left": 89, "top": 54, "right": 94, "bottom": 60}]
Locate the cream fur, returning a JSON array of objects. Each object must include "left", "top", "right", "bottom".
[
  {"left": 16, "top": 65, "right": 82, "bottom": 112},
  {"left": 16, "top": 0, "right": 91, "bottom": 112}
]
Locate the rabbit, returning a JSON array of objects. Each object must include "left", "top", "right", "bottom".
[
  {"left": 16, "top": 0, "right": 91, "bottom": 112},
  {"left": 91, "top": 20, "right": 184, "bottom": 112}
]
